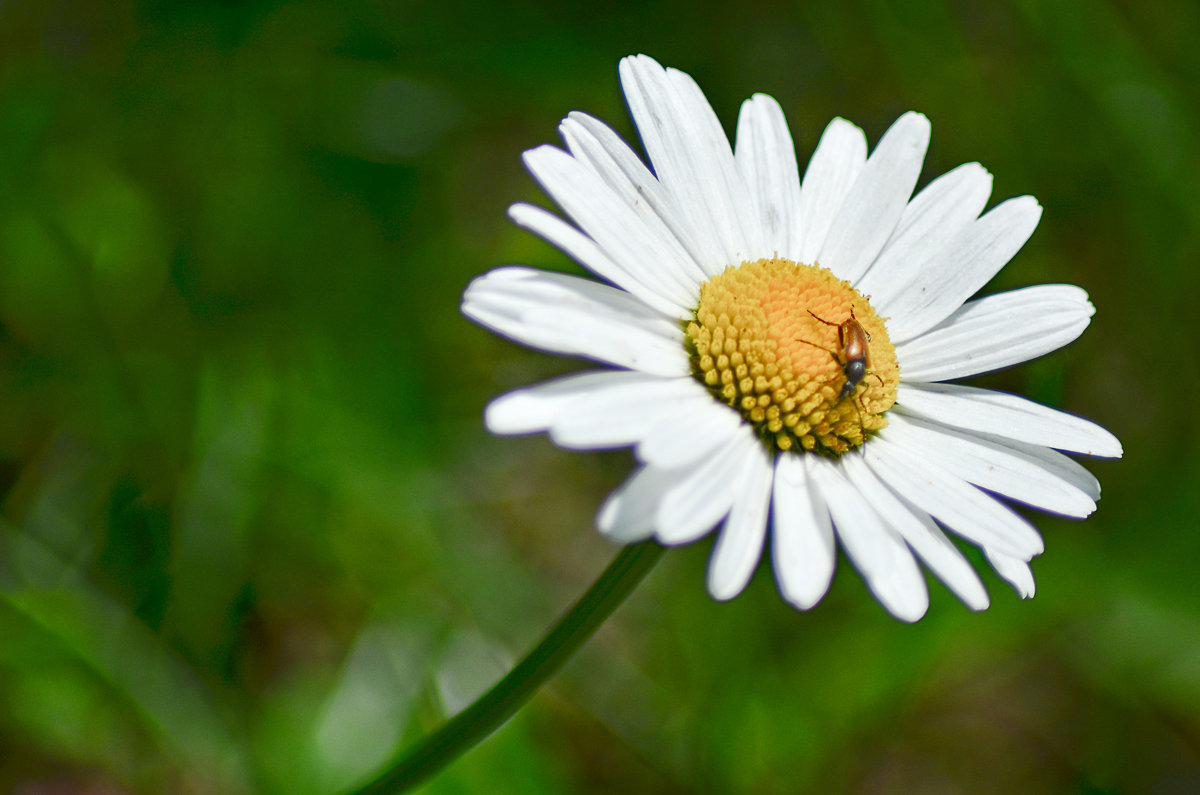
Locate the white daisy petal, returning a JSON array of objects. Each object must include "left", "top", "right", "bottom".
[
  {"left": 549, "top": 376, "right": 702, "bottom": 449},
  {"left": 507, "top": 204, "right": 690, "bottom": 320},
  {"left": 819, "top": 112, "right": 931, "bottom": 284},
  {"left": 597, "top": 466, "right": 676, "bottom": 543},
  {"left": 859, "top": 162, "right": 992, "bottom": 316},
  {"left": 895, "top": 284, "right": 1094, "bottom": 382},
  {"left": 559, "top": 112, "right": 670, "bottom": 206},
  {"left": 794, "top": 118, "right": 868, "bottom": 265},
  {"left": 618, "top": 58, "right": 726, "bottom": 275},
  {"left": 462, "top": 267, "right": 689, "bottom": 376},
  {"left": 486, "top": 370, "right": 652, "bottom": 435},
  {"left": 707, "top": 443, "right": 773, "bottom": 600},
  {"left": 521, "top": 146, "right": 698, "bottom": 308},
  {"left": 619, "top": 55, "right": 760, "bottom": 274},
  {"left": 985, "top": 549, "right": 1036, "bottom": 598},
  {"left": 635, "top": 396, "right": 744, "bottom": 469},
  {"left": 655, "top": 433, "right": 758, "bottom": 545},
  {"left": 863, "top": 435, "right": 1045, "bottom": 560},
  {"left": 559, "top": 113, "right": 708, "bottom": 285},
  {"left": 666, "top": 66, "right": 766, "bottom": 261},
  {"left": 809, "top": 457, "right": 929, "bottom": 622},
  {"left": 895, "top": 382, "right": 1122, "bottom": 457},
  {"left": 771, "top": 452, "right": 836, "bottom": 610},
  {"left": 734, "top": 93, "right": 802, "bottom": 259},
  {"left": 885, "top": 412, "right": 1097, "bottom": 518},
  {"left": 840, "top": 452, "right": 990, "bottom": 611},
  {"left": 883, "top": 196, "right": 1043, "bottom": 343},
  {"left": 986, "top": 437, "right": 1102, "bottom": 501}
]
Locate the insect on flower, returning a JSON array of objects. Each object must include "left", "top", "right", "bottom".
[{"left": 801, "top": 308, "right": 885, "bottom": 404}]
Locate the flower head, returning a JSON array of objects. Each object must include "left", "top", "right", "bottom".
[{"left": 463, "top": 55, "right": 1121, "bottom": 621}]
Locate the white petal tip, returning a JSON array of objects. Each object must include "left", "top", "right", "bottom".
[
  {"left": 483, "top": 394, "right": 544, "bottom": 435},
  {"left": 780, "top": 592, "right": 822, "bottom": 612},
  {"left": 965, "top": 594, "right": 991, "bottom": 612},
  {"left": 1012, "top": 194, "right": 1043, "bottom": 211},
  {"left": 1008, "top": 579, "right": 1036, "bottom": 599},
  {"left": 609, "top": 526, "right": 657, "bottom": 544},
  {"left": 597, "top": 509, "right": 655, "bottom": 545},
  {"left": 777, "top": 580, "right": 832, "bottom": 612},
  {"left": 950, "top": 578, "right": 988, "bottom": 614},
  {"left": 596, "top": 496, "right": 619, "bottom": 534},
  {"left": 521, "top": 143, "right": 566, "bottom": 170},
  {"left": 482, "top": 404, "right": 516, "bottom": 434},
  {"left": 595, "top": 473, "right": 660, "bottom": 542},
  {"left": 875, "top": 582, "right": 930, "bottom": 623},
  {"left": 897, "top": 110, "right": 931, "bottom": 133},
  {"left": 506, "top": 202, "right": 535, "bottom": 223},
  {"left": 1073, "top": 502, "right": 1099, "bottom": 519},
  {"left": 619, "top": 54, "right": 662, "bottom": 75},
  {"left": 460, "top": 270, "right": 499, "bottom": 306},
  {"left": 985, "top": 550, "right": 1037, "bottom": 599},
  {"left": 889, "top": 603, "right": 929, "bottom": 623},
  {"left": 1082, "top": 433, "right": 1123, "bottom": 459},
  {"left": 827, "top": 117, "right": 865, "bottom": 137},
  {"left": 746, "top": 92, "right": 782, "bottom": 112},
  {"left": 707, "top": 577, "right": 748, "bottom": 602}
]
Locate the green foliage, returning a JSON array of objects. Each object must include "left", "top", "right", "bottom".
[{"left": 0, "top": 0, "right": 1192, "bottom": 792}]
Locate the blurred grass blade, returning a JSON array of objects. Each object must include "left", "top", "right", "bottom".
[
  {"left": 0, "top": 551, "right": 252, "bottom": 792},
  {"left": 347, "top": 540, "right": 664, "bottom": 795}
]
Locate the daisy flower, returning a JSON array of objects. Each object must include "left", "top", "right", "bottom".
[{"left": 463, "top": 55, "right": 1121, "bottom": 621}]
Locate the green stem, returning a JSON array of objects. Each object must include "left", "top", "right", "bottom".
[{"left": 346, "top": 540, "right": 665, "bottom": 795}]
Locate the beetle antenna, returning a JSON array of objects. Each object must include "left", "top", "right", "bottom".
[{"left": 807, "top": 310, "right": 839, "bottom": 328}]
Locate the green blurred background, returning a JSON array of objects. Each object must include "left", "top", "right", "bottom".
[{"left": 0, "top": 0, "right": 1192, "bottom": 792}]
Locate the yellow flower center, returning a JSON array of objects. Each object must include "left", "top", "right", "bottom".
[{"left": 685, "top": 257, "right": 899, "bottom": 455}]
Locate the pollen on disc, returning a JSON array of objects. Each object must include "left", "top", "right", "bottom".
[{"left": 685, "top": 257, "right": 900, "bottom": 456}]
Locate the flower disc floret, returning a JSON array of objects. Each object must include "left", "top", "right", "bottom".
[{"left": 686, "top": 258, "right": 899, "bottom": 455}]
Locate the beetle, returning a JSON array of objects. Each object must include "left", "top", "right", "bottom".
[{"left": 801, "top": 307, "right": 882, "bottom": 403}]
